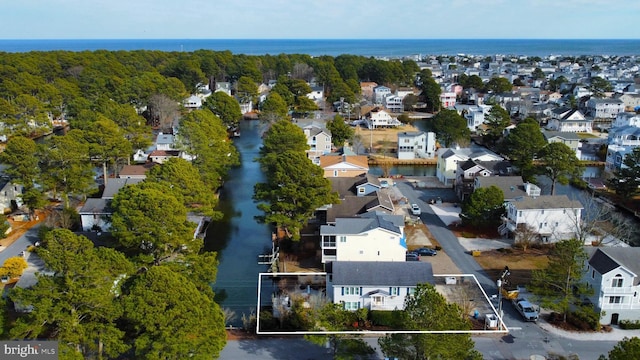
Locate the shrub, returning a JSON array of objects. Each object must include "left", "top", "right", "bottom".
[
  {"left": 370, "top": 310, "right": 404, "bottom": 328},
  {"left": 568, "top": 308, "right": 599, "bottom": 331},
  {"left": 619, "top": 319, "right": 640, "bottom": 330}
]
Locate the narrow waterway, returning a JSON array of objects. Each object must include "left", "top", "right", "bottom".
[{"left": 204, "top": 120, "right": 272, "bottom": 326}]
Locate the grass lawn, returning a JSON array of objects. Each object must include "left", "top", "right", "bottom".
[{"left": 577, "top": 132, "right": 599, "bottom": 139}]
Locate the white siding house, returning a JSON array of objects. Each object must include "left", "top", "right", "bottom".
[
  {"left": 319, "top": 212, "right": 406, "bottom": 264},
  {"left": 302, "top": 124, "right": 332, "bottom": 164},
  {"left": 547, "top": 108, "right": 592, "bottom": 133},
  {"left": 584, "top": 247, "right": 640, "bottom": 325},
  {"left": 397, "top": 131, "right": 436, "bottom": 160},
  {"left": 436, "top": 148, "right": 503, "bottom": 186},
  {"left": 586, "top": 98, "right": 625, "bottom": 120},
  {"left": 373, "top": 85, "right": 392, "bottom": 104},
  {"left": 501, "top": 195, "right": 583, "bottom": 243},
  {"left": 327, "top": 261, "right": 434, "bottom": 311}
]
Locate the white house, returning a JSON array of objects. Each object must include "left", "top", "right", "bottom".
[
  {"left": 301, "top": 124, "right": 332, "bottom": 164},
  {"left": 182, "top": 95, "right": 202, "bottom": 110},
  {"left": 384, "top": 95, "right": 404, "bottom": 113},
  {"left": 454, "top": 104, "right": 486, "bottom": 132},
  {"left": 583, "top": 247, "right": 640, "bottom": 325},
  {"left": 612, "top": 112, "right": 640, "bottom": 128},
  {"left": 547, "top": 108, "right": 592, "bottom": 133},
  {"left": 373, "top": 85, "right": 392, "bottom": 104},
  {"left": 306, "top": 86, "right": 324, "bottom": 103},
  {"left": 0, "top": 182, "right": 23, "bottom": 214},
  {"left": 365, "top": 108, "right": 401, "bottom": 129},
  {"left": 155, "top": 132, "right": 175, "bottom": 151},
  {"left": 604, "top": 125, "right": 640, "bottom": 175},
  {"left": 440, "top": 92, "right": 457, "bottom": 109},
  {"left": 501, "top": 195, "right": 583, "bottom": 243},
  {"left": 397, "top": 131, "right": 436, "bottom": 160},
  {"left": 319, "top": 212, "right": 406, "bottom": 264},
  {"left": 79, "top": 178, "right": 144, "bottom": 231},
  {"left": 436, "top": 147, "right": 503, "bottom": 186},
  {"left": 327, "top": 261, "right": 434, "bottom": 311},
  {"left": 585, "top": 98, "right": 625, "bottom": 120}
]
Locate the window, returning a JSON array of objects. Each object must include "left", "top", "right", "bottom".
[
  {"left": 343, "top": 287, "right": 360, "bottom": 295},
  {"left": 592, "top": 270, "right": 595, "bottom": 279},
  {"left": 609, "top": 296, "right": 623, "bottom": 304},
  {"left": 343, "top": 301, "right": 359, "bottom": 310},
  {"left": 339, "top": 236, "right": 346, "bottom": 243},
  {"left": 612, "top": 275, "right": 623, "bottom": 287},
  {"left": 407, "top": 288, "right": 416, "bottom": 296},
  {"left": 391, "top": 287, "right": 399, "bottom": 296}
]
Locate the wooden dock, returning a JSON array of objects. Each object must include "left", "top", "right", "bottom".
[{"left": 368, "top": 157, "right": 437, "bottom": 165}]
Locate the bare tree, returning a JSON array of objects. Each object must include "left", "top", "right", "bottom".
[
  {"left": 452, "top": 280, "right": 476, "bottom": 320},
  {"left": 148, "top": 94, "right": 180, "bottom": 132},
  {"left": 291, "top": 63, "right": 314, "bottom": 82},
  {"left": 351, "top": 134, "right": 366, "bottom": 155},
  {"left": 513, "top": 223, "right": 539, "bottom": 252}
]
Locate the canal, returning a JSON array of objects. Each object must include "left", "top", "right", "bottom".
[{"left": 204, "top": 120, "right": 272, "bottom": 327}]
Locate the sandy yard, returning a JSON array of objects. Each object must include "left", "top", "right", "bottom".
[{"left": 354, "top": 124, "right": 422, "bottom": 152}]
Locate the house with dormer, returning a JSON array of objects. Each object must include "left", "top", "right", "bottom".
[
  {"left": 326, "top": 261, "right": 434, "bottom": 311},
  {"left": 320, "top": 212, "right": 406, "bottom": 264},
  {"left": 397, "top": 131, "right": 436, "bottom": 160},
  {"left": 547, "top": 108, "right": 592, "bottom": 133},
  {"left": 583, "top": 247, "right": 640, "bottom": 325}
]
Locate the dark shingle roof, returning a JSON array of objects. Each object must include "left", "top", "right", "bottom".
[
  {"left": 329, "top": 261, "right": 434, "bottom": 286},
  {"left": 510, "top": 195, "right": 582, "bottom": 210},
  {"left": 588, "top": 247, "right": 640, "bottom": 285}
]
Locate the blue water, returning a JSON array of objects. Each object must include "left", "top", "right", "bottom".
[{"left": 1, "top": 39, "right": 639, "bottom": 57}]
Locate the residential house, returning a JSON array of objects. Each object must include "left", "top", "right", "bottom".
[
  {"left": 454, "top": 104, "right": 488, "bottom": 132},
  {"left": 585, "top": 98, "right": 625, "bottom": 120},
  {"left": 474, "top": 176, "right": 534, "bottom": 202},
  {"left": 327, "top": 261, "right": 434, "bottom": 311},
  {"left": 396, "top": 87, "right": 416, "bottom": 99},
  {"left": 360, "top": 82, "right": 378, "bottom": 102},
  {"left": 302, "top": 124, "right": 332, "bottom": 164},
  {"left": 397, "top": 131, "right": 436, "bottom": 160},
  {"left": 542, "top": 131, "right": 582, "bottom": 160},
  {"left": 454, "top": 161, "right": 515, "bottom": 201},
  {"left": 583, "top": 247, "right": 640, "bottom": 325},
  {"left": 118, "top": 163, "right": 155, "bottom": 179},
  {"left": 132, "top": 149, "right": 149, "bottom": 164},
  {"left": 183, "top": 95, "right": 202, "bottom": 110},
  {"left": 306, "top": 86, "right": 324, "bottom": 103},
  {"left": 547, "top": 108, "right": 592, "bottom": 133},
  {"left": 436, "top": 147, "right": 503, "bottom": 186},
  {"left": 78, "top": 178, "right": 143, "bottom": 232},
  {"left": 604, "top": 125, "right": 640, "bottom": 175},
  {"left": 0, "top": 182, "right": 23, "bottom": 214},
  {"left": 616, "top": 93, "right": 640, "bottom": 111},
  {"left": 440, "top": 92, "right": 457, "bottom": 109},
  {"left": 365, "top": 107, "right": 401, "bottom": 129},
  {"left": 319, "top": 212, "right": 406, "bottom": 264},
  {"left": 155, "top": 132, "right": 175, "bottom": 151},
  {"left": 612, "top": 112, "right": 640, "bottom": 128},
  {"left": 320, "top": 175, "right": 395, "bottom": 224},
  {"left": 148, "top": 150, "right": 182, "bottom": 164},
  {"left": 319, "top": 154, "right": 369, "bottom": 178},
  {"left": 500, "top": 195, "right": 583, "bottom": 243},
  {"left": 384, "top": 95, "right": 403, "bottom": 113},
  {"left": 373, "top": 85, "right": 392, "bottom": 104},
  {"left": 213, "top": 81, "right": 232, "bottom": 96}
]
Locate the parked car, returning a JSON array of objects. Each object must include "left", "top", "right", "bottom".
[
  {"left": 410, "top": 203, "right": 421, "bottom": 216},
  {"left": 406, "top": 252, "right": 420, "bottom": 261},
  {"left": 414, "top": 247, "right": 437, "bottom": 256}
]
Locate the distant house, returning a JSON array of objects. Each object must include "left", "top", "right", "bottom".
[
  {"left": 183, "top": 95, "right": 202, "bottom": 110},
  {"left": 319, "top": 212, "right": 406, "bottom": 264},
  {"left": 327, "top": 261, "right": 434, "bottom": 311},
  {"left": 612, "top": 112, "right": 640, "bottom": 128},
  {"left": 373, "top": 85, "right": 392, "bottom": 103},
  {"left": 542, "top": 131, "right": 582, "bottom": 159},
  {"left": 616, "top": 93, "right": 640, "bottom": 112},
  {"left": 500, "top": 195, "right": 583, "bottom": 243},
  {"left": 148, "top": 150, "right": 182, "bottom": 164},
  {"left": 604, "top": 125, "right": 640, "bottom": 175},
  {"left": 436, "top": 147, "right": 503, "bottom": 186},
  {"left": 585, "top": 98, "right": 625, "bottom": 120},
  {"left": 454, "top": 161, "right": 515, "bottom": 201},
  {"left": 440, "top": 92, "right": 457, "bottom": 109},
  {"left": 365, "top": 108, "right": 401, "bottom": 129},
  {"left": 302, "top": 124, "right": 332, "bottom": 164},
  {"left": 384, "top": 95, "right": 404, "bottom": 113},
  {"left": 455, "top": 104, "right": 486, "bottom": 132},
  {"left": 547, "top": 108, "right": 592, "bottom": 133},
  {"left": 319, "top": 155, "right": 369, "bottom": 178},
  {"left": 214, "top": 81, "right": 232, "bottom": 96},
  {"left": 306, "top": 86, "right": 324, "bottom": 103},
  {"left": 397, "top": 131, "right": 436, "bottom": 160},
  {"left": 78, "top": 178, "right": 144, "bottom": 231},
  {"left": 583, "top": 247, "right": 640, "bottom": 325},
  {"left": 118, "top": 163, "right": 155, "bottom": 179},
  {"left": 0, "top": 182, "right": 23, "bottom": 214},
  {"left": 155, "top": 132, "right": 175, "bottom": 151}
]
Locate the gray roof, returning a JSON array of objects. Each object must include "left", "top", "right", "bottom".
[
  {"left": 510, "top": 195, "right": 583, "bottom": 210},
  {"left": 475, "top": 176, "right": 526, "bottom": 199},
  {"left": 542, "top": 130, "right": 581, "bottom": 141},
  {"left": 329, "top": 261, "right": 434, "bottom": 286},
  {"left": 78, "top": 198, "right": 109, "bottom": 214},
  {"left": 321, "top": 212, "right": 403, "bottom": 235},
  {"left": 588, "top": 98, "right": 624, "bottom": 104},
  {"left": 102, "top": 178, "right": 144, "bottom": 199},
  {"left": 156, "top": 133, "right": 174, "bottom": 145},
  {"left": 588, "top": 247, "right": 640, "bottom": 286}
]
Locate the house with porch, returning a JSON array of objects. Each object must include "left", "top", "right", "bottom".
[
  {"left": 319, "top": 212, "right": 406, "bottom": 264},
  {"left": 302, "top": 124, "right": 332, "bottom": 164},
  {"left": 499, "top": 195, "right": 583, "bottom": 243},
  {"left": 397, "top": 131, "right": 436, "bottom": 160},
  {"left": 583, "top": 247, "right": 640, "bottom": 325},
  {"left": 585, "top": 98, "right": 625, "bottom": 120},
  {"left": 327, "top": 261, "right": 434, "bottom": 311},
  {"left": 547, "top": 108, "right": 592, "bottom": 133},
  {"left": 365, "top": 107, "right": 401, "bottom": 129},
  {"left": 373, "top": 85, "right": 392, "bottom": 103}
]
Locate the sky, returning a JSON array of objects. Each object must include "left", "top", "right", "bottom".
[{"left": 1, "top": 0, "right": 639, "bottom": 40}]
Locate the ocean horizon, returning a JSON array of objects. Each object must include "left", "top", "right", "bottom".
[{"left": 1, "top": 38, "right": 639, "bottom": 57}]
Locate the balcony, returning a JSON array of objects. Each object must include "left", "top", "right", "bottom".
[{"left": 602, "top": 287, "right": 634, "bottom": 294}]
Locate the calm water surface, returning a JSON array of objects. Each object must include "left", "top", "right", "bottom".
[{"left": 204, "top": 120, "right": 272, "bottom": 326}]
